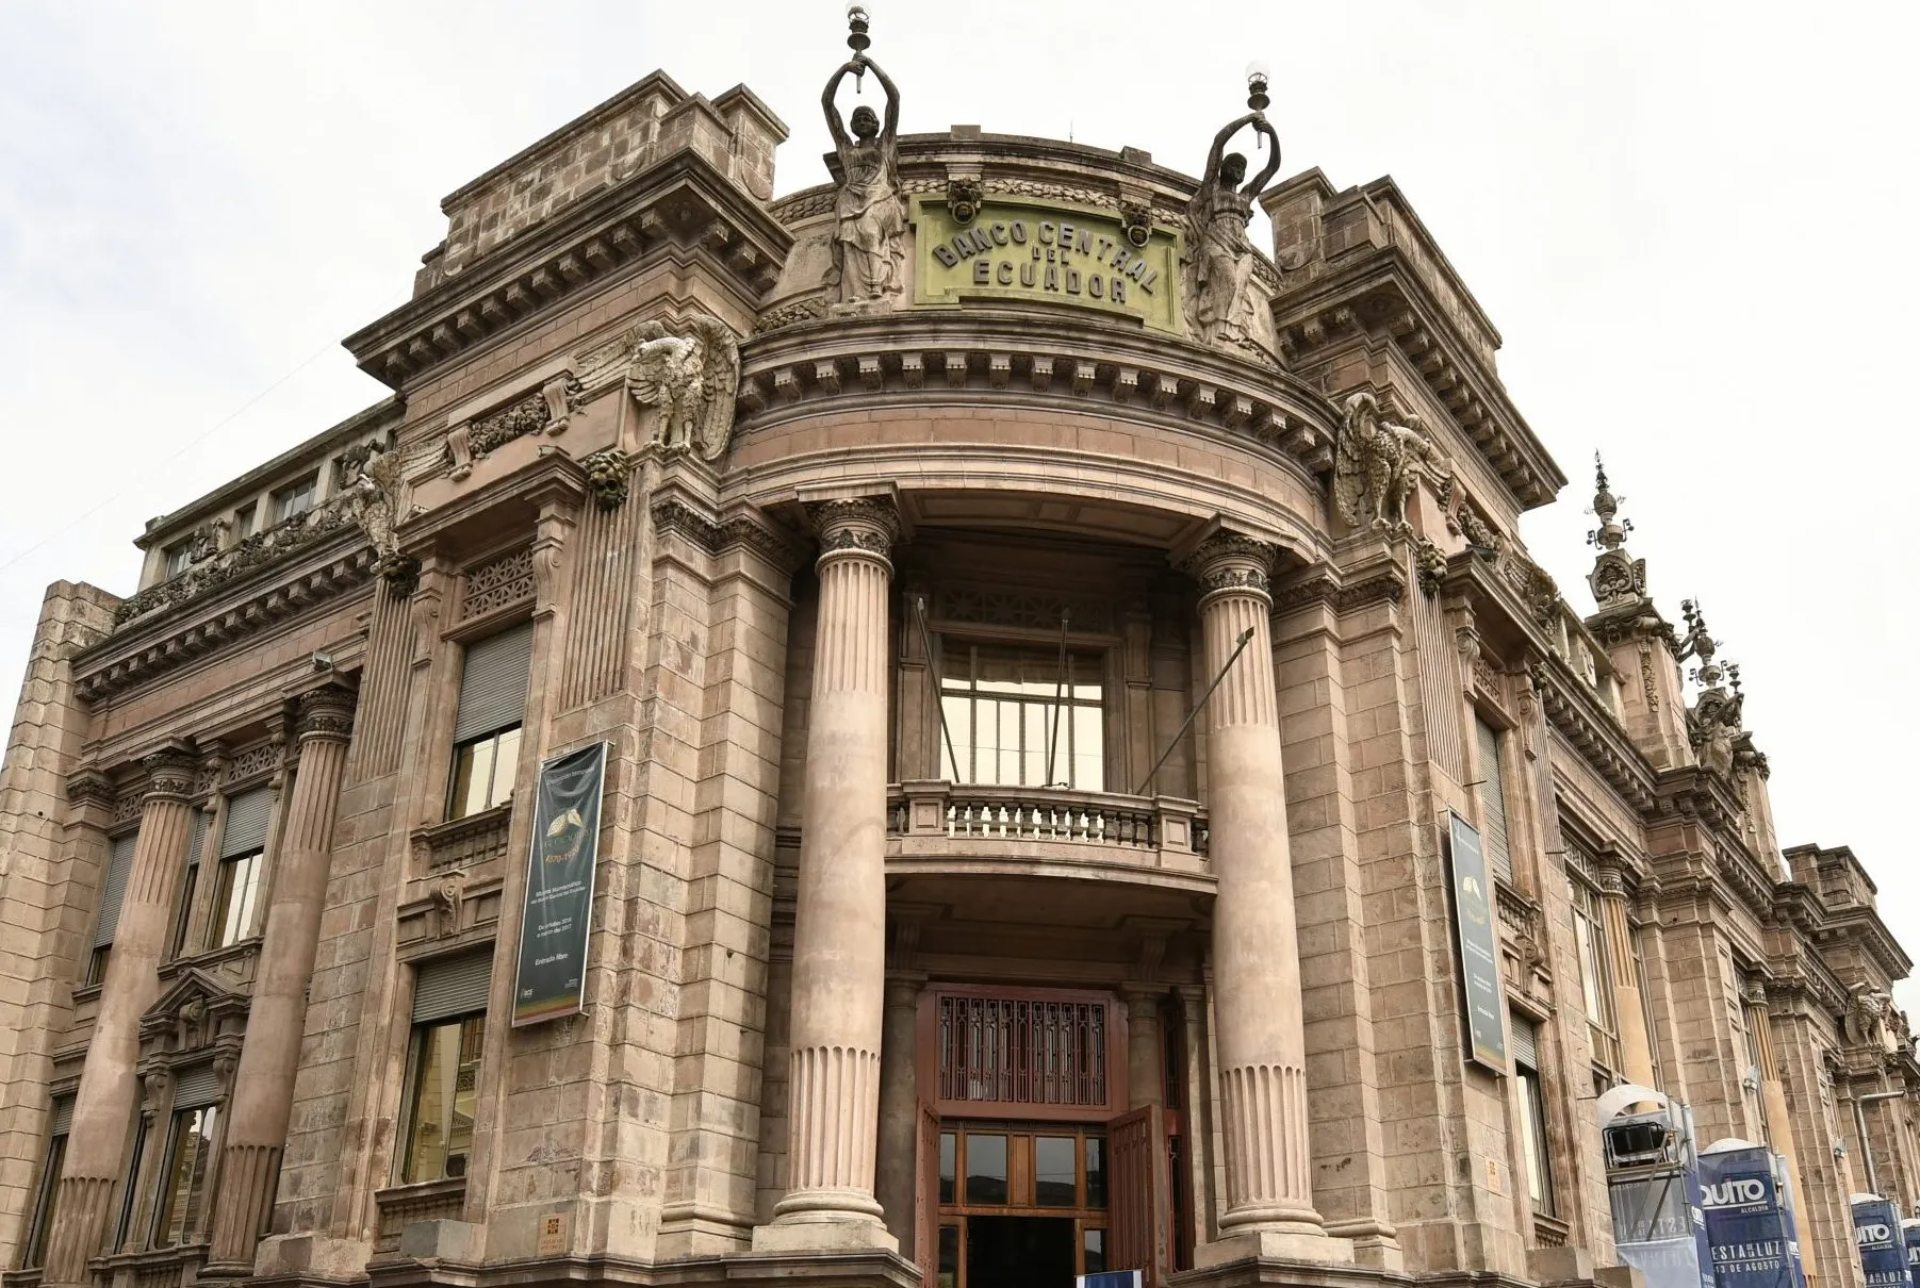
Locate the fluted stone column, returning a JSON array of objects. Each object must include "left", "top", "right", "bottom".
[
  {"left": 874, "top": 972, "right": 925, "bottom": 1247},
  {"left": 1596, "top": 865, "right": 1658, "bottom": 1091},
  {"left": 1185, "top": 535, "right": 1346, "bottom": 1268},
  {"left": 205, "top": 689, "right": 356, "bottom": 1274},
  {"left": 44, "top": 747, "right": 198, "bottom": 1287},
  {"left": 755, "top": 499, "right": 899, "bottom": 1255}
]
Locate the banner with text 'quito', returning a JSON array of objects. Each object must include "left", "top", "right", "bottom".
[
  {"left": 511, "top": 741, "right": 607, "bottom": 1027},
  {"left": 1699, "top": 1144, "right": 1804, "bottom": 1288},
  {"left": 1854, "top": 1197, "right": 1913, "bottom": 1288}
]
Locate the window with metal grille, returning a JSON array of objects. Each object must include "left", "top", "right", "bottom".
[{"left": 933, "top": 988, "right": 1118, "bottom": 1117}]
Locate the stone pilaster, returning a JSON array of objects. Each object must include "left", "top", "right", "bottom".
[
  {"left": 754, "top": 498, "right": 899, "bottom": 1254},
  {"left": 205, "top": 688, "right": 357, "bottom": 1275},
  {"left": 44, "top": 746, "right": 197, "bottom": 1288},
  {"left": 1181, "top": 534, "right": 1347, "bottom": 1269},
  {"left": 1120, "top": 985, "right": 1165, "bottom": 1111}
]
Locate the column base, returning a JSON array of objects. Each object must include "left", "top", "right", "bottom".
[
  {"left": 1194, "top": 1228, "right": 1356, "bottom": 1270},
  {"left": 751, "top": 1217, "right": 899, "bottom": 1255}
]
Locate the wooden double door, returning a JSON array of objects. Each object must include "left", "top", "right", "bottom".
[{"left": 916, "top": 1106, "right": 1167, "bottom": 1288}]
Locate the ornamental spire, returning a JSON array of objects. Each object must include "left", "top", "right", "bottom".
[
  {"left": 1678, "top": 598, "right": 1746, "bottom": 775},
  {"left": 1585, "top": 453, "right": 1648, "bottom": 610}
]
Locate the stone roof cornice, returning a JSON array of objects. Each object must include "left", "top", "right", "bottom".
[
  {"left": 1538, "top": 655, "right": 1658, "bottom": 814},
  {"left": 347, "top": 149, "right": 794, "bottom": 390},
  {"left": 734, "top": 311, "right": 1343, "bottom": 476}
]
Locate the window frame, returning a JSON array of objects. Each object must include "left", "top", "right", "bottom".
[
  {"left": 163, "top": 541, "right": 195, "bottom": 579},
  {"left": 935, "top": 637, "right": 1108, "bottom": 792},
  {"left": 1472, "top": 715, "right": 1514, "bottom": 884},
  {"left": 271, "top": 475, "right": 318, "bottom": 524},
  {"left": 151, "top": 1104, "right": 219, "bottom": 1248},
  {"left": 447, "top": 724, "right": 523, "bottom": 820},
  {"left": 208, "top": 848, "right": 264, "bottom": 949},
  {"left": 23, "top": 1128, "right": 67, "bottom": 1268},
  {"left": 1567, "top": 876, "right": 1621, "bottom": 1078},
  {"left": 1510, "top": 1016, "right": 1557, "bottom": 1217},
  {"left": 935, "top": 1121, "right": 1111, "bottom": 1288},
  {"left": 396, "top": 1011, "right": 488, "bottom": 1186}
]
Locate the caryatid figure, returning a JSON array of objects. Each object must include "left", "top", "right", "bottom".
[
  {"left": 822, "top": 52, "right": 906, "bottom": 307},
  {"left": 1185, "top": 110, "right": 1281, "bottom": 350}
]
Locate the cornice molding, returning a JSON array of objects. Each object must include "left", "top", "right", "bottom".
[
  {"left": 1271, "top": 263, "right": 1564, "bottom": 510},
  {"left": 649, "top": 497, "right": 808, "bottom": 573},
  {"left": 347, "top": 149, "right": 793, "bottom": 390},
  {"left": 1536, "top": 657, "right": 1658, "bottom": 814},
  {"left": 74, "top": 541, "right": 378, "bottom": 707},
  {"left": 733, "top": 312, "right": 1341, "bottom": 476}
]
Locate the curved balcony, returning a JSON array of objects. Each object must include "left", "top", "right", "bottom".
[{"left": 885, "top": 780, "right": 1211, "bottom": 897}]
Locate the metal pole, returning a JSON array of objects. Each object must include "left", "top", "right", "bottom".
[
  {"left": 1044, "top": 610, "right": 1069, "bottom": 787},
  {"left": 1133, "top": 625, "right": 1255, "bottom": 798},
  {"left": 914, "top": 596, "right": 962, "bottom": 782},
  {"left": 1854, "top": 1089, "right": 1903, "bottom": 1197}
]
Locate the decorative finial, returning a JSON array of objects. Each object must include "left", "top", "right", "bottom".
[
  {"left": 846, "top": 4, "right": 871, "bottom": 92},
  {"left": 1246, "top": 60, "right": 1271, "bottom": 113},
  {"left": 1585, "top": 453, "right": 1647, "bottom": 609},
  {"left": 1679, "top": 598, "right": 1720, "bottom": 675},
  {"left": 1586, "top": 452, "right": 1633, "bottom": 551}
]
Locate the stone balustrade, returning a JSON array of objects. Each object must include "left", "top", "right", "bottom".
[{"left": 888, "top": 780, "right": 1207, "bottom": 874}]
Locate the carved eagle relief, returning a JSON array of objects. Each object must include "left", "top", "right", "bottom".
[{"left": 622, "top": 313, "right": 741, "bottom": 462}]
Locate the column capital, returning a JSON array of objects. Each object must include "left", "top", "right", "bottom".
[
  {"left": 1179, "top": 531, "right": 1279, "bottom": 599},
  {"left": 66, "top": 767, "right": 117, "bottom": 812},
  {"left": 140, "top": 743, "right": 198, "bottom": 801},
  {"left": 808, "top": 497, "right": 901, "bottom": 560},
  {"left": 296, "top": 686, "right": 358, "bottom": 744}
]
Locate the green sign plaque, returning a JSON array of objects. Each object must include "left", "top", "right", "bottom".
[{"left": 911, "top": 194, "right": 1184, "bottom": 335}]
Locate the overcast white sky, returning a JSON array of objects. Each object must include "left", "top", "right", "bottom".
[{"left": 3, "top": 2, "right": 1916, "bottom": 1010}]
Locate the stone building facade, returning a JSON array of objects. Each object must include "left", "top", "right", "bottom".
[{"left": 0, "top": 56, "right": 1916, "bottom": 1288}]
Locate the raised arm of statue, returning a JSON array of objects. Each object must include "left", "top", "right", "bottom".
[
  {"left": 822, "top": 62, "right": 856, "bottom": 151},
  {"left": 858, "top": 53, "right": 901, "bottom": 139},
  {"left": 1244, "top": 117, "right": 1282, "bottom": 197},
  {"left": 1203, "top": 111, "right": 1261, "bottom": 189}
]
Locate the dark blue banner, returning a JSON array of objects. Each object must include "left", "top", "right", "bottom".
[
  {"left": 1610, "top": 1169, "right": 1715, "bottom": 1288},
  {"left": 1854, "top": 1197, "right": 1911, "bottom": 1288},
  {"left": 1700, "top": 1147, "right": 1800, "bottom": 1288},
  {"left": 1903, "top": 1221, "right": 1920, "bottom": 1280}
]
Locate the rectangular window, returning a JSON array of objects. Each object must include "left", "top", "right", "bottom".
[
  {"left": 210, "top": 852, "right": 262, "bottom": 947},
  {"left": 164, "top": 542, "right": 194, "bottom": 578},
  {"left": 153, "top": 1104, "right": 218, "bottom": 1247},
  {"left": 171, "top": 809, "right": 210, "bottom": 958},
  {"left": 232, "top": 504, "right": 257, "bottom": 540},
  {"left": 209, "top": 787, "right": 272, "bottom": 948},
  {"left": 23, "top": 1098, "right": 72, "bottom": 1268},
  {"left": 399, "top": 951, "right": 493, "bottom": 1185},
  {"left": 448, "top": 623, "right": 533, "bottom": 820},
  {"left": 272, "top": 475, "right": 317, "bottom": 523},
  {"left": 399, "top": 1013, "right": 487, "bottom": 1184},
  {"left": 1511, "top": 1014, "right": 1555, "bottom": 1215},
  {"left": 115, "top": 1119, "right": 146, "bottom": 1250},
  {"left": 1474, "top": 717, "right": 1513, "bottom": 882},
  {"left": 90, "top": 831, "right": 139, "bottom": 986},
  {"left": 1568, "top": 877, "right": 1619, "bottom": 1075},
  {"left": 939, "top": 642, "right": 1105, "bottom": 790}
]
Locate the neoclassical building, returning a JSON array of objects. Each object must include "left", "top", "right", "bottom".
[{"left": 0, "top": 49, "right": 1915, "bottom": 1288}]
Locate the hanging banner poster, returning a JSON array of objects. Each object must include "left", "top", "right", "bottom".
[
  {"left": 1609, "top": 1168, "right": 1716, "bottom": 1288},
  {"left": 1854, "top": 1197, "right": 1912, "bottom": 1288},
  {"left": 1700, "top": 1146, "right": 1802, "bottom": 1288},
  {"left": 1444, "top": 811, "right": 1508, "bottom": 1071},
  {"left": 511, "top": 741, "right": 608, "bottom": 1027},
  {"left": 1902, "top": 1221, "right": 1920, "bottom": 1283}
]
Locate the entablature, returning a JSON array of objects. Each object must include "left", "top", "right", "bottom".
[
  {"left": 734, "top": 310, "right": 1341, "bottom": 476},
  {"left": 1263, "top": 196, "right": 1565, "bottom": 511},
  {"left": 348, "top": 149, "right": 793, "bottom": 391}
]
